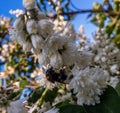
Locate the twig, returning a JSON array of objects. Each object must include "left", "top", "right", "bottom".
[
  {"left": 22, "top": 76, "right": 36, "bottom": 86},
  {"left": 48, "top": 9, "right": 120, "bottom": 18}
]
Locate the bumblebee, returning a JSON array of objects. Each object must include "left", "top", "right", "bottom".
[{"left": 46, "top": 67, "right": 67, "bottom": 83}]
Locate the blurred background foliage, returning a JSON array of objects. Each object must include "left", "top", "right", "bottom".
[{"left": 91, "top": 0, "right": 120, "bottom": 47}]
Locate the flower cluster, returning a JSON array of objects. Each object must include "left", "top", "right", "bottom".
[
  {"left": 91, "top": 29, "right": 120, "bottom": 75},
  {"left": 70, "top": 67, "right": 109, "bottom": 105},
  {"left": 10, "top": 0, "right": 92, "bottom": 71},
  {"left": 0, "top": 16, "right": 10, "bottom": 37},
  {"left": 9, "top": 9, "right": 24, "bottom": 17},
  {"left": 8, "top": 0, "right": 120, "bottom": 112}
]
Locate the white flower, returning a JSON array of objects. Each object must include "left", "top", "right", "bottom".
[
  {"left": 9, "top": 9, "right": 24, "bottom": 17},
  {"left": 9, "top": 28, "right": 16, "bottom": 38},
  {"left": 11, "top": 30, "right": 32, "bottom": 52},
  {"left": 13, "top": 16, "right": 24, "bottom": 31},
  {"left": 26, "top": 20, "right": 38, "bottom": 34},
  {"left": 62, "top": 22, "right": 75, "bottom": 35},
  {"left": 94, "top": 54, "right": 101, "bottom": 62},
  {"left": 14, "top": 31, "right": 26, "bottom": 45},
  {"left": 28, "top": 104, "right": 38, "bottom": 113},
  {"left": 69, "top": 67, "right": 109, "bottom": 105},
  {"left": 37, "top": 14, "right": 48, "bottom": 20},
  {"left": 45, "top": 107, "right": 59, "bottom": 113},
  {"left": 46, "top": 35, "right": 66, "bottom": 53},
  {"left": 50, "top": 52, "right": 63, "bottom": 69},
  {"left": 78, "top": 25, "right": 84, "bottom": 34},
  {"left": 54, "top": 93, "right": 71, "bottom": 104},
  {"left": 23, "top": 0, "right": 35, "bottom": 10},
  {"left": 92, "top": 29, "right": 120, "bottom": 74},
  {"left": 38, "top": 52, "right": 49, "bottom": 66},
  {"left": 38, "top": 19, "right": 54, "bottom": 38},
  {"left": 10, "top": 29, "right": 27, "bottom": 45},
  {"left": 23, "top": 41, "right": 33, "bottom": 52},
  {"left": 113, "top": 48, "right": 119, "bottom": 54},
  {"left": 109, "top": 76, "right": 119, "bottom": 88},
  {"left": 36, "top": 74, "right": 57, "bottom": 89},
  {"left": 101, "top": 57, "right": 107, "bottom": 62},
  {"left": 76, "top": 51, "right": 93, "bottom": 68},
  {"left": 110, "top": 64, "right": 118, "bottom": 73},
  {"left": 7, "top": 99, "right": 28, "bottom": 113},
  {"left": 28, "top": 102, "right": 51, "bottom": 113},
  {"left": 31, "top": 35, "right": 44, "bottom": 52},
  {"left": 61, "top": 42, "right": 77, "bottom": 66}
]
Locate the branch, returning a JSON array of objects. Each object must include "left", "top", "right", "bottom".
[
  {"left": 0, "top": 61, "right": 6, "bottom": 65},
  {"left": 48, "top": 9, "right": 120, "bottom": 18}
]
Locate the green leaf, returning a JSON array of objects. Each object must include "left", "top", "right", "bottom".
[
  {"left": 84, "top": 95, "right": 120, "bottom": 113},
  {"left": 59, "top": 104, "right": 85, "bottom": 113},
  {"left": 28, "top": 86, "right": 45, "bottom": 103},
  {"left": 7, "top": 90, "right": 21, "bottom": 100},
  {"left": 84, "top": 103, "right": 110, "bottom": 113},
  {"left": 103, "top": 85, "right": 118, "bottom": 96},
  {"left": 112, "top": 34, "right": 120, "bottom": 48},
  {"left": 102, "top": 95, "right": 120, "bottom": 113},
  {"left": 116, "top": 83, "right": 120, "bottom": 96},
  {"left": 106, "top": 22, "right": 115, "bottom": 36},
  {"left": 55, "top": 100, "right": 70, "bottom": 108},
  {"left": 38, "top": 87, "right": 58, "bottom": 106},
  {"left": 20, "top": 80, "right": 28, "bottom": 88},
  {"left": 93, "top": 3, "right": 102, "bottom": 9},
  {"left": 43, "top": 87, "right": 58, "bottom": 104},
  {"left": 114, "top": 2, "right": 120, "bottom": 11}
]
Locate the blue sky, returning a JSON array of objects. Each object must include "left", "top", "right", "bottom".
[
  {"left": 0, "top": 0, "right": 102, "bottom": 39},
  {"left": 70, "top": 0, "right": 102, "bottom": 39}
]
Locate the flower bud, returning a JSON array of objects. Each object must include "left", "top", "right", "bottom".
[{"left": 23, "top": 0, "right": 35, "bottom": 10}]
